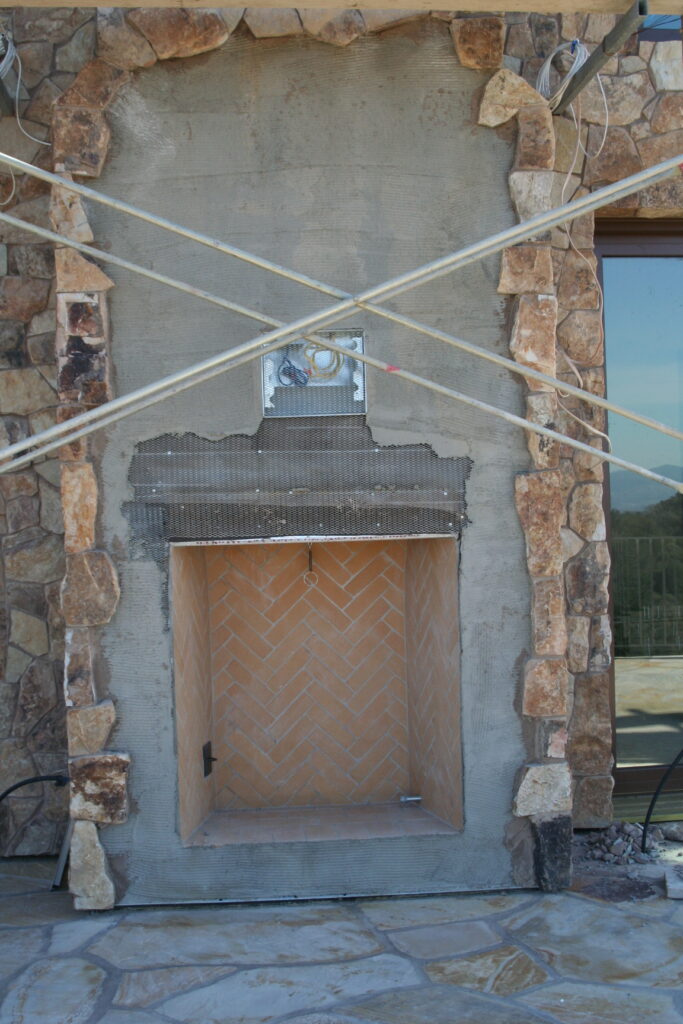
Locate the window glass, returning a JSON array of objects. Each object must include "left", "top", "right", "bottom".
[{"left": 603, "top": 255, "right": 683, "bottom": 768}]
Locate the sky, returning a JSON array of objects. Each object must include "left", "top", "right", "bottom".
[{"left": 603, "top": 256, "right": 683, "bottom": 473}]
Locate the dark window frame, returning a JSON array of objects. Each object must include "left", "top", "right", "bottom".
[{"left": 595, "top": 218, "right": 683, "bottom": 797}]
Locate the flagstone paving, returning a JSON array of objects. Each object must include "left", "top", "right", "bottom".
[{"left": 1, "top": 859, "right": 683, "bottom": 1023}]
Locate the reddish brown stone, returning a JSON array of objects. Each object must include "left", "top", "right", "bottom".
[
  {"left": 61, "top": 550, "right": 120, "bottom": 627},
  {"left": 567, "top": 615, "right": 590, "bottom": 674},
  {"left": 96, "top": 8, "right": 157, "bottom": 70},
  {"left": 649, "top": 93, "right": 683, "bottom": 134},
  {"left": 299, "top": 9, "right": 365, "bottom": 46},
  {"left": 450, "top": 17, "right": 504, "bottom": 70},
  {"left": 637, "top": 130, "right": 683, "bottom": 169},
  {"left": 57, "top": 405, "right": 88, "bottom": 462},
  {"left": 69, "top": 752, "right": 129, "bottom": 824},
  {"left": 573, "top": 774, "right": 613, "bottom": 829},
  {"left": 557, "top": 250, "right": 600, "bottom": 311},
  {"left": 52, "top": 108, "right": 111, "bottom": 178},
  {"left": 0, "top": 278, "right": 51, "bottom": 322},
  {"left": 510, "top": 294, "right": 558, "bottom": 390},
  {"left": 127, "top": 9, "right": 231, "bottom": 60},
  {"left": 523, "top": 658, "right": 569, "bottom": 717},
  {"left": 565, "top": 541, "right": 610, "bottom": 615},
  {"left": 498, "top": 245, "right": 553, "bottom": 295},
  {"left": 567, "top": 672, "right": 612, "bottom": 775},
  {"left": 0, "top": 471, "right": 37, "bottom": 500},
  {"left": 514, "top": 470, "right": 564, "bottom": 577},
  {"left": 556, "top": 310, "right": 603, "bottom": 367},
  {"left": 515, "top": 105, "right": 555, "bottom": 170},
  {"left": 532, "top": 578, "right": 567, "bottom": 657},
  {"left": 56, "top": 59, "right": 130, "bottom": 111},
  {"left": 584, "top": 127, "right": 642, "bottom": 185},
  {"left": 25, "top": 79, "right": 62, "bottom": 128}
]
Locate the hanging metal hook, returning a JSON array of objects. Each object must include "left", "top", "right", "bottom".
[{"left": 304, "top": 542, "right": 318, "bottom": 587}]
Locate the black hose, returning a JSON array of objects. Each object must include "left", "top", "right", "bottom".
[
  {"left": 0, "top": 773, "right": 69, "bottom": 805},
  {"left": 641, "top": 745, "right": 683, "bottom": 853}
]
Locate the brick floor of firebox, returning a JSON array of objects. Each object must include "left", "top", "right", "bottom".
[{"left": 2, "top": 859, "right": 683, "bottom": 1023}]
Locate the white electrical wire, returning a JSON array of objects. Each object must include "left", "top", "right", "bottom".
[
  {"left": 0, "top": 31, "right": 50, "bottom": 205},
  {"left": 536, "top": 39, "right": 591, "bottom": 111}
]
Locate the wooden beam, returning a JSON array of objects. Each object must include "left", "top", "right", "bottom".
[{"left": 4, "top": 1, "right": 683, "bottom": 11}]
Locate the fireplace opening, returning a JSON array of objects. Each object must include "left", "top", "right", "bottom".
[{"left": 171, "top": 537, "right": 463, "bottom": 846}]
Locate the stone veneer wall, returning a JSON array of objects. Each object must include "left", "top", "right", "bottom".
[{"left": 0, "top": 5, "right": 680, "bottom": 900}]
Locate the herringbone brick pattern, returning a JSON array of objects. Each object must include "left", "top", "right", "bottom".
[
  {"left": 171, "top": 546, "right": 215, "bottom": 840},
  {"left": 206, "top": 541, "right": 411, "bottom": 809},
  {"left": 405, "top": 538, "right": 463, "bottom": 829}
]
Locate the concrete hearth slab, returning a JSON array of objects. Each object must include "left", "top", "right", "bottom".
[{"left": 2, "top": 858, "right": 683, "bottom": 1023}]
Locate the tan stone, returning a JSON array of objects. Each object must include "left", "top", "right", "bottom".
[
  {"left": 573, "top": 774, "right": 614, "bottom": 828},
  {"left": 127, "top": 9, "right": 232, "bottom": 60},
  {"left": 523, "top": 657, "right": 569, "bottom": 716},
  {"left": 650, "top": 40, "right": 683, "bottom": 92},
  {"left": 52, "top": 108, "right": 111, "bottom": 179},
  {"left": 580, "top": 73, "right": 654, "bottom": 127},
  {"left": 566, "top": 615, "right": 590, "bottom": 674},
  {"left": 546, "top": 724, "right": 568, "bottom": 759},
  {"left": 67, "top": 700, "right": 116, "bottom": 756},
  {"left": 556, "top": 310, "right": 603, "bottom": 367},
  {"left": 57, "top": 404, "right": 89, "bottom": 462},
  {"left": 638, "top": 178, "right": 683, "bottom": 216},
  {"left": 567, "top": 672, "right": 612, "bottom": 775},
  {"left": 299, "top": 9, "right": 365, "bottom": 46},
  {"left": 508, "top": 170, "right": 555, "bottom": 226},
  {"left": 96, "top": 8, "right": 157, "bottom": 69},
  {"left": 553, "top": 116, "right": 588, "bottom": 175},
  {"left": 61, "top": 463, "right": 98, "bottom": 554},
  {"left": 557, "top": 250, "right": 600, "bottom": 311},
  {"left": 584, "top": 127, "right": 642, "bottom": 185},
  {"left": 584, "top": 13, "right": 617, "bottom": 42},
  {"left": 506, "top": 22, "right": 535, "bottom": 60},
  {"left": 514, "top": 470, "right": 564, "bottom": 578},
  {"left": 0, "top": 278, "right": 51, "bottom": 323},
  {"left": 243, "top": 8, "right": 303, "bottom": 37},
  {"left": 509, "top": 293, "right": 558, "bottom": 390},
  {"left": 568, "top": 482, "right": 605, "bottom": 542},
  {"left": 650, "top": 93, "right": 683, "bottom": 135},
  {"left": 0, "top": 472, "right": 38, "bottom": 499},
  {"left": 426, "top": 944, "right": 549, "bottom": 994},
  {"left": 64, "top": 627, "right": 96, "bottom": 707},
  {"left": 515, "top": 105, "right": 555, "bottom": 170},
  {"left": 513, "top": 762, "right": 572, "bottom": 817},
  {"left": 57, "top": 59, "right": 130, "bottom": 112},
  {"left": 532, "top": 579, "right": 567, "bottom": 657},
  {"left": 61, "top": 550, "right": 120, "bottom": 627},
  {"left": 561, "top": 527, "right": 584, "bottom": 563},
  {"left": 588, "top": 615, "right": 612, "bottom": 672},
  {"left": 565, "top": 541, "right": 610, "bottom": 616},
  {"left": 50, "top": 183, "right": 95, "bottom": 245},
  {"left": 14, "top": 659, "right": 58, "bottom": 738},
  {"left": 525, "top": 392, "right": 560, "bottom": 470},
  {"left": 573, "top": 445, "right": 604, "bottom": 483},
  {"left": 4, "top": 528, "right": 65, "bottom": 583},
  {"left": 478, "top": 68, "right": 546, "bottom": 128},
  {"left": 55, "top": 249, "right": 114, "bottom": 294},
  {"left": 70, "top": 752, "right": 130, "bottom": 824},
  {"left": 69, "top": 819, "right": 115, "bottom": 910},
  {"left": 360, "top": 10, "right": 423, "bottom": 33},
  {"left": 638, "top": 130, "right": 683, "bottom": 169},
  {"left": 10, "top": 609, "right": 49, "bottom": 657},
  {"left": 450, "top": 17, "right": 504, "bottom": 70},
  {"left": 498, "top": 245, "right": 553, "bottom": 295}
]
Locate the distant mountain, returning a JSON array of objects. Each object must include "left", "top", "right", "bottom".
[{"left": 609, "top": 465, "right": 683, "bottom": 512}]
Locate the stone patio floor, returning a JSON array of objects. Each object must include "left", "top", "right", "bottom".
[{"left": 2, "top": 858, "right": 683, "bottom": 1023}]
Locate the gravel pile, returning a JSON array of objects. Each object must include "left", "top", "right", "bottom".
[{"left": 578, "top": 820, "right": 663, "bottom": 866}]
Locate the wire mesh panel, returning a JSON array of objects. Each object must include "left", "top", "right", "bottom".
[{"left": 125, "top": 417, "right": 471, "bottom": 550}]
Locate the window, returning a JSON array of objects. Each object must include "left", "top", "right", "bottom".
[{"left": 598, "top": 222, "right": 683, "bottom": 799}]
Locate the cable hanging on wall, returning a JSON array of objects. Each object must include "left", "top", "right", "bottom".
[{"left": 0, "top": 30, "right": 51, "bottom": 206}]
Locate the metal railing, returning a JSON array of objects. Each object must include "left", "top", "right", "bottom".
[{"left": 0, "top": 150, "right": 682, "bottom": 492}]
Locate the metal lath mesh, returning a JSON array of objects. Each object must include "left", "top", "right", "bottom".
[{"left": 125, "top": 417, "right": 471, "bottom": 548}]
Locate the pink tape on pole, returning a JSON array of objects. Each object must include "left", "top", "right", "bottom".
[{"left": 385, "top": 365, "right": 400, "bottom": 372}]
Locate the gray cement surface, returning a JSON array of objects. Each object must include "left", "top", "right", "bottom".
[
  {"left": 88, "top": 21, "right": 530, "bottom": 902},
  {"left": 2, "top": 857, "right": 683, "bottom": 1023}
]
